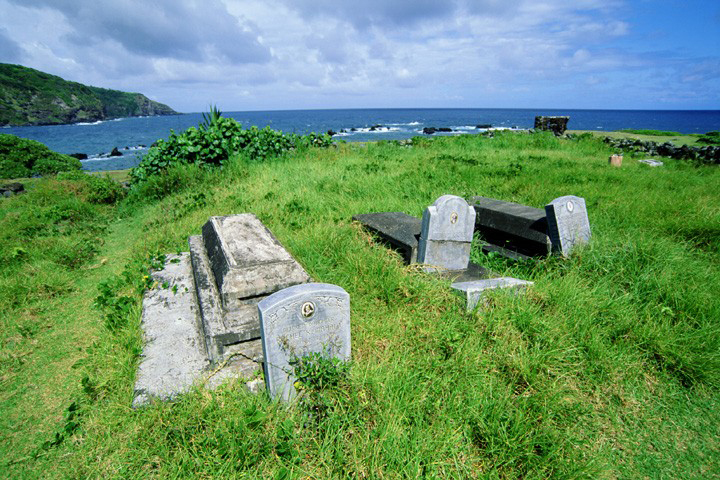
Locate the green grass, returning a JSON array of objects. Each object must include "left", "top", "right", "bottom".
[
  {"left": 1, "top": 132, "right": 719, "bottom": 477},
  {"left": 617, "top": 129, "right": 683, "bottom": 136},
  {"left": 569, "top": 129, "right": 701, "bottom": 146}
]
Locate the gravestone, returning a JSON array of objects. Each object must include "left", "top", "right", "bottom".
[
  {"left": 417, "top": 195, "right": 476, "bottom": 271},
  {"left": 545, "top": 195, "right": 591, "bottom": 256},
  {"left": 258, "top": 283, "right": 351, "bottom": 401}
]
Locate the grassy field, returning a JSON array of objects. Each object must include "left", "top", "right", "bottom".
[
  {"left": 1, "top": 132, "right": 719, "bottom": 477},
  {"left": 568, "top": 129, "right": 702, "bottom": 146}
]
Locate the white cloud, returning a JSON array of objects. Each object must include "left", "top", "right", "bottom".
[{"left": 0, "top": 0, "right": 717, "bottom": 110}]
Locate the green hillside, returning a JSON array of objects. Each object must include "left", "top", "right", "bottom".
[{"left": 0, "top": 63, "right": 178, "bottom": 126}]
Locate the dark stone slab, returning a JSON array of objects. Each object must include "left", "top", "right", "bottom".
[
  {"left": 481, "top": 244, "right": 533, "bottom": 262},
  {"left": 470, "top": 196, "right": 552, "bottom": 257},
  {"left": 352, "top": 212, "right": 421, "bottom": 264}
]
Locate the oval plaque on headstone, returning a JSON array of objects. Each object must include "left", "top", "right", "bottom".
[{"left": 258, "top": 283, "right": 351, "bottom": 401}]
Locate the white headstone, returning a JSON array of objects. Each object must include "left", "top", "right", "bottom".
[
  {"left": 258, "top": 283, "right": 351, "bottom": 401},
  {"left": 417, "top": 195, "right": 476, "bottom": 271},
  {"left": 545, "top": 195, "right": 591, "bottom": 256}
]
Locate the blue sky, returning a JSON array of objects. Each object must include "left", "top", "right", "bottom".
[{"left": 0, "top": 0, "right": 717, "bottom": 112}]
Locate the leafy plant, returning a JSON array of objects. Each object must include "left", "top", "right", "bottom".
[
  {"left": 697, "top": 131, "right": 720, "bottom": 145},
  {"left": 129, "top": 108, "right": 332, "bottom": 186}
]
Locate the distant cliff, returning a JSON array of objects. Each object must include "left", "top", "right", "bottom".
[{"left": 0, "top": 63, "right": 178, "bottom": 126}]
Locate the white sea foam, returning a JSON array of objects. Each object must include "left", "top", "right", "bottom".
[
  {"left": 76, "top": 120, "right": 104, "bottom": 126},
  {"left": 351, "top": 126, "right": 401, "bottom": 134},
  {"left": 386, "top": 121, "right": 421, "bottom": 126}
]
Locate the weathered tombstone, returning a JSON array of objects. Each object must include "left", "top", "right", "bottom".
[
  {"left": 258, "top": 283, "right": 351, "bottom": 401},
  {"left": 202, "top": 214, "right": 309, "bottom": 309},
  {"left": 609, "top": 154, "right": 623, "bottom": 167},
  {"left": 417, "top": 195, "right": 476, "bottom": 271},
  {"left": 545, "top": 195, "right": 591, "bottom": 256}
]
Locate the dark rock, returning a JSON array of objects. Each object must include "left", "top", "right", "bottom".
[
  {"left": 1, "top": 182, "right": 25, "bottom": 197},
  {"left": 369, "top": 124, "right": 383, "bottom": 131},
  {"left": 476, "top": 124, "right": 492, "bottom": 129},
  {"left": 327, "top": 129, "right": 337, "bottom": 136},
  {"left": 110, "top": 147, "right": 123, "bottom": 157},
  {"left": 423, "top": 127, "right": 437, "bottom": 135},
  {"left": 437, "top": 127, "right": 453, "bottom": 132},
  {"left": 69, "top": 153, "right": 88, "bottom": 160},
  {"left": 534, "top": 116, "right": 569, "bottom": 136}
]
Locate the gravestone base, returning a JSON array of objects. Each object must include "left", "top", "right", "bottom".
[{"left": 451, "top": 277, "right": 534, "bottom": 310}]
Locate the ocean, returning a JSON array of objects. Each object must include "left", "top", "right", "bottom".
[{"left": 3, "top": 108, "right": 719, "bottom": 172}]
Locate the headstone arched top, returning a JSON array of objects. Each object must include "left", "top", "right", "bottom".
[{"left": 417, "top": 195, "right": 476, "bottom": 270}]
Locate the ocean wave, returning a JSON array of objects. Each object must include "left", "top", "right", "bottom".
[
  {"left": 351, "top": 126, "right": 401, "bottom": 134},
  {"left": 386, "top": 121, "right": 421, "bottom": 126},
  {"left": 76, "top": 120, "right": 105, "bottom": 126}
]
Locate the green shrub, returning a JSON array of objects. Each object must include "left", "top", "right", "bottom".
[
  {"left": 697, "top": 131, "right": 720, "bottom": 145},
  {"left": 130, "top": 110, "right": 332, "bottom": 186},
  {"left": 56, "top": 170, "right": 126, "bottom": 204},
  {"left": 0, "top": 133, "right": 81, "bottom": 178}
]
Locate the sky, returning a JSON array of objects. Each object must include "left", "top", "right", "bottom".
[{"left": 0, "top": 0, "right": 718, "bottom": 113}]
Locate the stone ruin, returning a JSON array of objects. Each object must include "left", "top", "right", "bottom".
[{"left": 534, "top": 116, "right": 569, "bottom": 136}]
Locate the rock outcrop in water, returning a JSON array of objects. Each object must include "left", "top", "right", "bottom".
[{"left": 0, "top": 63, "right": 178, "bottom": 126}]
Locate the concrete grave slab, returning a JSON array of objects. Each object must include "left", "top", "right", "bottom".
[
  {"left": 545, "top": 195, "right": 591, "bottom": 256},
  {"left": 136, "top": 213, "right": 314, "bottom": 406},
  {"left": 133, "top": 254, "right": 209, "bottom": 407},
  {"left": 417, "top": 195, "right": 476, "bottom": 271},
  {"left": 258, "top": 283, "right": 351, "bottom": 401},
  {"left": 202, "top": 214, "right": 310, "bottom": 310},
  {"left": 451, "top": 277, "right": 534, "bottom": 310}
]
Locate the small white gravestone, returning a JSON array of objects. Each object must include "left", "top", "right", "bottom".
[
  {"left": 545, "top": 195, "right": 591, "bottom": 256},
  {"left": 258, "top": 283, "right": 351, "bottom": 401},
  {"left": 417, "top": 195, "right": 476, "bottom": 271}
]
